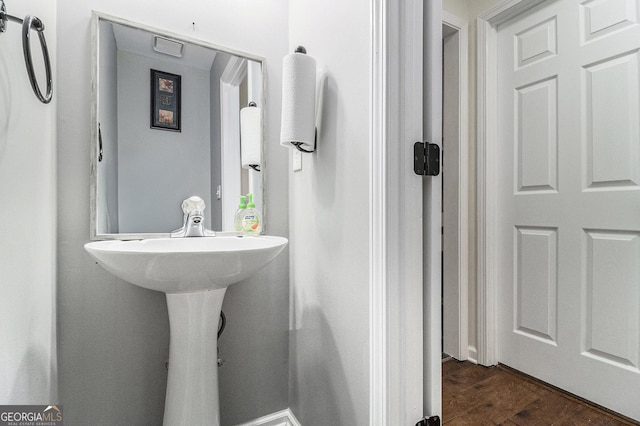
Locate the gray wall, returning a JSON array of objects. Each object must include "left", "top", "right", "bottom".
[
  {"left": 116, "top": 50, "right": 212, "bottom": 233},
  {"left": 56, "top": 1, "right": 289, "bottom": 425},
  {"left": 288, "top": 0, "right": 372, "bottom": 424}
]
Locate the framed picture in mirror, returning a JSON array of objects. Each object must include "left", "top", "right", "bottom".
[{"left": 151, "top": 69, "right": 181, "bottom": 131}]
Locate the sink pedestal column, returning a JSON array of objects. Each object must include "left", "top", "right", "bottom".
[{"left": 164, "top": 288, "right": 227, "bottom": 426}]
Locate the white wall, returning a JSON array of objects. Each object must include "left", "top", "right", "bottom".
[
  {"left": 56, "top": 1, "right": 289, "bottom": 424},
  {"left": 288, "top": 0, "right": 371, "bottom": 424},
  {"left": 442, "top": 29, "right": 461, "bottom": 358},
  {"left": 0, "top": 0, "right": 57, "bottom": 404},
  {"left": 444, "top": 0, "right": 470, "bottom": 21},
  {"left": 116, "top": 51, "right": 212, "bottom": 233}
]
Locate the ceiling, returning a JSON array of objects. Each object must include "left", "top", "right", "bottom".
[{"left": 110, "top": 21, "right": 218, "bottom": 71}]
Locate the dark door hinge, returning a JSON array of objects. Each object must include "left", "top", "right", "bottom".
[
  {"left": 414, "top": 142, "right": 440, "bottom": 176},
  {"left": 415, "top": 415, "right": 441, "bottom": 426}
]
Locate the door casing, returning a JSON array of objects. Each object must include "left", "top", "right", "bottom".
[
  {"left": 369, "top": 0, "right": 443, "bottom": 424},
  {"left": 442, "top": 11, "right": 471, "bottom": 363}
]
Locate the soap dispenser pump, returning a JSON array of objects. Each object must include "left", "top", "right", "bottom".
[
  {"left": 234, "top": 196, "right": 247, "bottom": 232},
  {"left": 241, "top": 193, "right": 262, "bottom": 236}
]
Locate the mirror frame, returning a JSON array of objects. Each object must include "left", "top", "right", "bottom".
[{"left": 89, "top": 11, "right": 267, "bottom": 240}]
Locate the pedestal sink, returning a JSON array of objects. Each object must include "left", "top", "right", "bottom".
[{"left": 84, "top": 235, "right": 287, "bottom": 426}]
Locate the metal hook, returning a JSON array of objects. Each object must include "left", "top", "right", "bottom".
[{"left": 292, "top": 128, "right": 317, "bottom": 153}]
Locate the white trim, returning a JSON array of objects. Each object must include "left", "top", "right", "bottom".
[
  {"left": 442, "top": 11, "right": 470, "bottom": 362},
  {"left": 221, "top": 56, "right": 248, "bottom": 86},
  {"left": 481, "top": 0, "right": 547, "bottom": 26},
  {"left": 422, "top": 0, "right": 443, "bottom": 418},
  {"left": 476, "top": 0, "right": 547, "bottom": 367},
  {"left": 235, "top": 408, "right": 300, "bottom": 426},
  {"left": 220, "top": 57, "right": 247, "bottom": 231},
  {"left": 246, "top": 60, "right": 262, "bottom": 106},
  {"left": 370, "top": 0, "right": 426, "bottom": 424},
  {"left": 467, "top": 345, "right": 478, "bottom": 365},
  {"left": 442, "top": 11, "right": 467, "bottom": 33},
  {"left": 245, "top": 60, "right": 263, "bottom": 216},
  {"left": 369, "top": 0, "right": 388, "bottom": 422}
]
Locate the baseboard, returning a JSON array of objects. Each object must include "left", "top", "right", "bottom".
[
  {"left": 467, "top": 345, "right": 478, "bottom": 364},
  {"left": 235, "top": 408, "right": 301, "bottom": 426}
]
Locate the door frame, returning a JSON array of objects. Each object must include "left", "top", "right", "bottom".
[
  {"left": 423, "top": 0, "right": 444, "bottom": 419},
  {"left": 370, "top": 0, "right": 442, "bottom": 424},
  {"left": 442, "top": 11, "right": 470, "bottom": 362},
  {"left": 476, "top": 0, "right": 549, "bottom": 366},
  {"left": 220, "top": 56, "right": 246, "bottom": 231}
]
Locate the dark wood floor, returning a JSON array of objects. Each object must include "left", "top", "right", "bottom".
[{"left": 442, "top": 359, "right": 638, "bottom": 425}]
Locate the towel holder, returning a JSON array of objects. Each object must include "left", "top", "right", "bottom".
[{"left": 0, "top": 0, "right": 53, "bottom": 104}]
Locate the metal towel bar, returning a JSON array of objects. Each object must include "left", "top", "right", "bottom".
[{"left": 0, "top": 0, "right": 52, "bottom": 104}]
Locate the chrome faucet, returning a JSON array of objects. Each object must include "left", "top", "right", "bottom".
[{"left": 171, "top": 196, "right": 215, "bottom": 238}]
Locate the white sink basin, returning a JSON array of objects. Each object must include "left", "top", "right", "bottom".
[
  {"left": 84, "top": 235, "right": 288, "bottom": 293},
  {"left": 84, "top": 235, "right": 287, "bottom": 425}
]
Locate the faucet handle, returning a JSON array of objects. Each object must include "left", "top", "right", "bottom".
[
  {"left": 172, "top": 196, "right": 214, "bottom": 238},
  {"left": 181, "top": 196, "right": 206, "bottom": 214}
]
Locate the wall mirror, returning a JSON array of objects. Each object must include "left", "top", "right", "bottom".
[{"left": 90, "top": 12, "right": 265, "bottom": 240}]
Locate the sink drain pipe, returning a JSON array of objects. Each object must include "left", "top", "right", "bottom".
[{"left": 165, "top": 311, "right": 227, "bottom": 370}]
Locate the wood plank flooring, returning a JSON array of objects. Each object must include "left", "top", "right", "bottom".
[{"left": 442, "top": 359, "right": 639, "bottom": 425}]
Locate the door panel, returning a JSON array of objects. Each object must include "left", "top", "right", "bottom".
[
  {"left": 515, "top": 77, "right": 558, "bottom": 192},
  {"left": 496, "top": 0, "right": 640, "bottom": 420},
  {"left": 585, "top": 230, "right": 640, "bottom": 370},
  {"left": 583, "top": 51, "right": 640, "bottom": 189},
  {"left": 514, "top": 226, "right": 558, "bottom": 344}
]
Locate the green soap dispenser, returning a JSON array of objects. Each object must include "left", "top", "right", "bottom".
[
  {"left": 241, "top": 193, "right": 262, "bottom": 236},
  {"left": 234, "top": 196, "right": 247, "bottom": 232}
]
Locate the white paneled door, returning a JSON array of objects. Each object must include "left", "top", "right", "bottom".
[{"left": 496, "top": 0, "right": 640, "bottom": 420}]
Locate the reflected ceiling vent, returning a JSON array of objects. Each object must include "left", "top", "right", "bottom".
[{"left": 153, "top": 35, "right": 184, "bottom": 58}]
